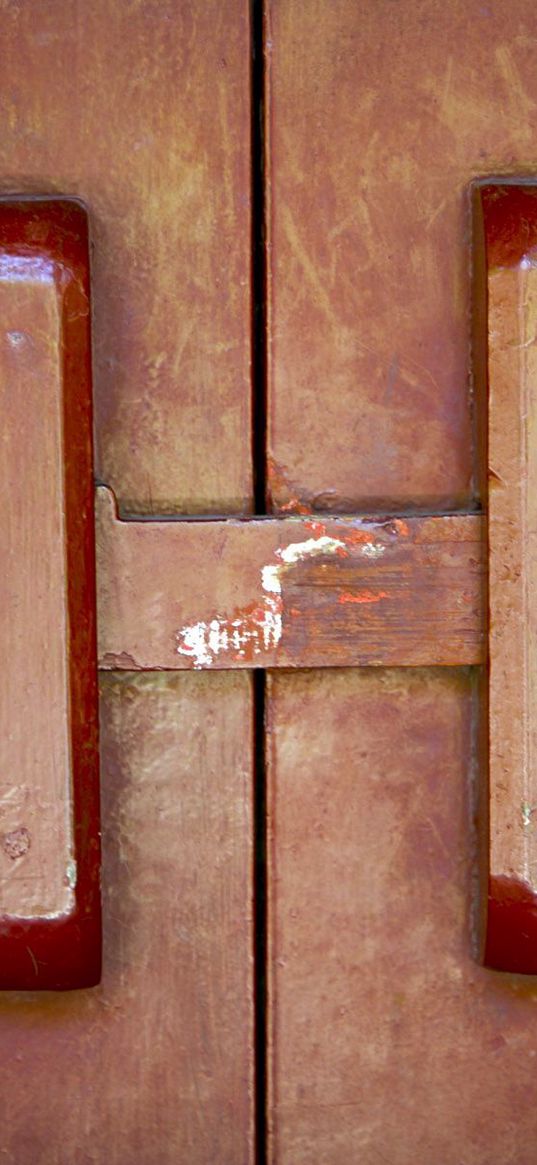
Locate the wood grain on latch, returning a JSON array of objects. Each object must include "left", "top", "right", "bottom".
[{"left": 97, "top": 487, "right": 485, "bottom": 671}]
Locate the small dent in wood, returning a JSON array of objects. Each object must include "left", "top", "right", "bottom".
[{"left": 2, "top": 827, "right": 31, "bottom": 861}]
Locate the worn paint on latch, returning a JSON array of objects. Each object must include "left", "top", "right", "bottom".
[
  {"left": 338, "top": 590, "right": 389, "bottom": 605},
  {"left": 176, "top": 534, "right": 347, "bottom": 667}
]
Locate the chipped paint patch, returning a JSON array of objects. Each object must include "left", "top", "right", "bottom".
[
  {"left": 343, "top": 528, "right": 379, "bottom": 545},
  {"left": 522, "top": 801, "right": 533, "bottom": 828},
  {"left": 361, "top": 542, "right": 386, "bottom": 559},
  {"left": 176, "top": 534, "right": 347, "bottom": 668},
  {"left": 338, "top": 590, "right": 389, "bottom": 605},
  {"left": 278, "top": 535, "right": 347, "bottom": 565},
  {"left": 279, "top": 496, "right": 312, "bottom": 515},
  {"left": 304, "top": 519, "right": 327, "bottom": 536}
]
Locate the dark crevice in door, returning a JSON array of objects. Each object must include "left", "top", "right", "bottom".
[
  {"left": 253, "top": 668, "right": 267, "bottom": 1165},
  {"left": 251, "top": 2, "right": 268, "bottom": 1161},
  {"left": 251, "top": 0, "right": 267, "bottom": 517}
]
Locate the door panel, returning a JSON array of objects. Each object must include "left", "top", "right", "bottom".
[
  {"left": 0, "top": 4, "right": 254, "bottom": 1162},
  {"left": 264, "top": 3, "right": 537, "bottom": 1160},
  {"left": 0, "top": 672, "right": 254, "bottom": 1164},
  {"left": 265, "top": 0, "right": 537, "bottom": 514},
  {"left": 0, "top": 0, "right": 252, "bottom": 515},
  {"left": 266, "top": 669, "right": 537, "bottom": 1165}
]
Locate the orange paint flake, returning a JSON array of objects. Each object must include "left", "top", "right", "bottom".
[
  {"left": 338, "top": 590, "right": 389, "bottom": 605},
  {"left": 393, "top": 519, "right": 409, "bottom": 536},
  {"left": 303, "top": 520, "right": 326, "bottom": 535},
  {"left": 343, "top": 529, "right": 379, "bottom": 545},
  {"left": 279, "top": 496, "right": 312, "bottom": 515}
]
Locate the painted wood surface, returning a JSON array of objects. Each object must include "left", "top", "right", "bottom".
[
  {"left": 0, "top": 673, "right": 254, "bottom": 1164},
  {"left": 266, "top": 669, "right": 537, "bottom": 1165},
  {"left": 0, "top": 200, "right": 100, "bottom": 989},
  {"left": 97, "top": 487, "right": 485, "bottom": 670},
  {"left": 0, "top": 0, "right": 252, "bottom": 515},
  {"left": 476, "top": 183, "right": 537, "bottom": 973},
  {"left": 264, "top": 0, "right": 537, "bottom": 516},
  {"left": 0, "top": 2, "right": 255, "bottom": 1159},
  {"left": 264, "top": 3, "right": 537, "bottom": 1160}
]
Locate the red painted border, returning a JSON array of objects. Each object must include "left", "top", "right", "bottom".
[
  {"left": 0, "top": 199, "right": 101, "bottom": 989},
  {"left": 477, "top": 180, "right": 537, "bottom": 268},
  {"left": 474, "top": 180, "right": 537, "bottom": 976}
]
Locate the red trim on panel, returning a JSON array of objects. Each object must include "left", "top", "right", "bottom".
[{"left": 0, "top": 199, "right": 101, "bottom": 989}]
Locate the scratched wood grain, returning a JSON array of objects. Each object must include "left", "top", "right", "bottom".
[
  {"left": 266, "top": 669, "right": 537, "bottom": 1165},
  {"left": 0, "top": 2, "right": 254, "bottom": 1159},
  {"left": 96, "top": 487, "right": 485, "bottom": 670},
  {"left": 265, "top": 0, "right": 537, "bottom": 515},
  {"left": 0, "top": 0, "right": 252, "bottom": 515},
  {"left": 0, "top": 275, "right": 72, "bottom": 920},
  {"left": 0, "top": 673, "right": 254, "bottom": 1165},
  {"left": 264, "top": 3, "right": 537, "bottom": 1161}
]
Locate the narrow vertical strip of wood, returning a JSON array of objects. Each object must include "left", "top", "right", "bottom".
[
  {"left": 253, "top": 670, "right": 267, "bottom": 1165},
  {"left": 0, "top": 265, "right": 71, "bottom": 921},
  {"left": 477, "top": 183, "right": 537, "bottom": 973},
  {"left": 251, "top": 0, "right": 268, "bottom": 515}
]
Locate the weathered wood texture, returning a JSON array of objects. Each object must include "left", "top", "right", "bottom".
[
  {"left": 264, "top": 0, "right": 537, "bottom": 514},
  {"left": 0, "top": 201, "right": 100, "bottom": 989},
  {"left": 0, "top": 1, "right": 252, "bottom": 515},
  {"left": 0, "top": 673, "right": 254, "bottom": 1164},
  {"left": 97, "top": 487, "right": 485, "bottom": 670},
  {"left": 267, "top": 670, "right": 537, "bottom": 1165},
  {"left": 476, "top": 183, "right": 537, "bottom": 973},
  {"left": 0, "top": 3, "right": 255, "bottom": 1158}
]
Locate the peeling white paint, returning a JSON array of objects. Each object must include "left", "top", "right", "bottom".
[
  {"left": 278, "top": 535, "right": 345, "bottom": 565},
  {"left": 361, "top": 541, "right": 385, "bottom": 559},
  {"left": 176, "top": 534, "right": 346, "bottom": 668},
  {"left": 65, "top": 859, "right": 77, "bottom": 891},
  {"left": 261, "top": 564, "right": 281, "bottom": 594}
]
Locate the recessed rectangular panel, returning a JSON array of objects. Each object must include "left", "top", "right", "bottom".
[
  {"left": 474, "top": 182, "right": 537, "bottom": 974},
  {"left": 0, "top": 200, "right": 100, "bottom": 988}
]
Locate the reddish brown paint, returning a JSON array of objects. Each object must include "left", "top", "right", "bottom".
[
  {"left": 264, "top": 5, "right": 537, "bottom": 1161},
  {"left": 267, "top": 670, "right": 537, "bottom": 1164},
  {"left": 0, "top": 2, "right": 253, "bottom": 517},
  {"left": 0, "top": 3, "right": 254, "bottom": 1159},
  {"left": 338, "top": 590, "right": 389, "bottom": 604},
  {"left": 479, "top": 183, "right": 537, "bottom": 268},
  {"left": 486, "top": 877, "right": 537, "bottom": 975},
  {"left": 0, "top": 673, "right": 255, "bottom": 1164},
  {"left": 0, "top": 200, "right": 100, "bottom": 989}
]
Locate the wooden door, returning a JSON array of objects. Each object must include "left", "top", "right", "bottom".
[
  {"left": 264, "top": 4, "right": 537, "bottom": 1163},
  {"left": 0, "top": 3, "right": 536, "bottom": 1163},
  {"left": 0, "top": 4, "right": 255, "bottom": 1162}
]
